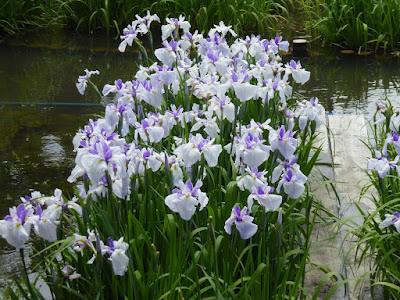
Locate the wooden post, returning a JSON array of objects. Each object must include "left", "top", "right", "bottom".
[{"left": 292, "top": 39, "right": 308, "bottom": 57}]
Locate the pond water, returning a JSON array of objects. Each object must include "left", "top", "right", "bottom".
[
  {"left": 1, "top": 34, "right": 400, "bottom": 285},
  {"left": 299, "top": 54, "right": 400, "bottom": 114},
  {"left": 0, "top": 38, "right": 139, "bottom": 216}
]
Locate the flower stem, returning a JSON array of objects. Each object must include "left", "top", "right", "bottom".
[{"left": 19, "top": 248, "right": 36, "bottom": 299}]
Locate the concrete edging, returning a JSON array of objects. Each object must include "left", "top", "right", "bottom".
[{"left": 306, "top": 114, "right": 377, "bottom": 300}]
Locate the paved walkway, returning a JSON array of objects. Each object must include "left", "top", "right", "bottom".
[{"left": 306, "top": 114, "right": 378, "bottom": 299}]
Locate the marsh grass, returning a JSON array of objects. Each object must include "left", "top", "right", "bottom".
[
  {"left": 148, "top": 0, "right": 289, "bottom": 36},
  {"left": 0, "top": 0, "right": 58, "bottom": 34},
  {"left": 0, "top": 0, "right": 290, "bottom": 37},
  {"left": 300, "top": 0, "right": 400, "bottom": 52}
]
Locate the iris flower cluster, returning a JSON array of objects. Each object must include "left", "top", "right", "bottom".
[
  {"left": 0, "top": 189, "right": 81, "bottom": 249},
  {"left": 368, "top": 101, "right": 400, "bottom": 234},
  {"left": 1, "top": 13, "right": 325, "bottom": 281}
]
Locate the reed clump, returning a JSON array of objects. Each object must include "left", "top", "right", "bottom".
[
  {"left": 301, "top": 0, "right": 400, "bottom": 52},
  {"left": 0, "top": 0, "right": 289, "bottom": 37}
]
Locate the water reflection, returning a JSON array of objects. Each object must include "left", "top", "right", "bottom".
[
  {"left": 0, "top": 42, "right": 139, "bottom": 217},
  {"left": 298, "top": 55, "right": 400, "bottom": 115},
  {"left": 40, "top": 134, "right": 66, "bottom": 166},
  {"left": 0, "top": 105, "right": 101, "bottom": 217},
  {"left": 0, "top": 43, "right": 139, "bottom": 104}
]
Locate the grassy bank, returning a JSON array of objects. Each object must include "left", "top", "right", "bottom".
[
  {"left": 2, "top": 0, "right": 400, "bottom": 53},
  {"left": 0, "top": 0, "right": 289, "bottom": 37}
]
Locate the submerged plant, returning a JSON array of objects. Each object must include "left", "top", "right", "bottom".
[{"left": 1, "top": 12, "right": 329, "bottom": 299}]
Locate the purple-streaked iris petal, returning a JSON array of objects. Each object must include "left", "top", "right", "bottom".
[
  {"left": 61, "top": 202, "right": 68, "bottom": 210},
  {"left": 16, "top": 204, "right": 29, "bottom": 225},
  {"left": 284, "top": 170, "right": 293, "bottom": 182},
  {"left": 272, "top": 80, "right": 279, "bottom": 91},
  {"left": 116, "top": 79, "right": 123, "bottom": 90},
  {"left": 143, "top": 150, "right": 151, "bottom": 159},
  {"left": 190, "top": 181, "right": 203, "bottom": 196},
  {"left": 207, "top": 51, "right": 218, "bottom": 63},
  {"left": 256, "top": 186, "right": 264, "bottom": 195},
  {"left": 107, "top": 133, "right": 117, "bottom": 141},
  {"left": 290, "top": 156, "right": 298, "bottom": 165},
  {"left": 278, "top": 127, "right": 285, "bottom": 139},
  {"left": 263, "top": 40, "right": 270, "bottom": 51},
  {"left": 101, "top": 176, "right": 108, "bottom": 186},
  {"left": 185, "top": 32, "right": 193, "bottom": 40},
  {"left": 393, "top": 130, "right": 399, "bottom": 142},
  {"left": 234, "top": 205, "right": 242, "bottom": 221},
  {"left": 89, "top": 148, "right": 98, "bottom": 155},
  {"left": 103, "top": 143, "right": 113, "bottom": 162},
  {"left": 170, "top": 40, "right": 178, "bottom": 51},
  {"left": 107, "top": 237, "right": 115, "bottom": 251},
  {"left": 231, "top": 72, "right": 238, "bottom": 83},
  {"left": 186, "top": 180, "right": 194, "bottom": 192},
  {"left": 36, "top": 206, "right": 43, "bottom": 219},
  {"left": 118, "top": 104, "right": 127, "bottom": 114},
  {"left": 197, "top": 140, "right": 207, "bottom": 151},
  {"left": 249, "top": 167, "right": 266, "bottom": 179},
  {"left": 172, "top": 188, "right": 182, "bottom": 194},
  {"left": 4, "top": 216, "right": 13, "bottom": 222},
  {"left": 391, "top": 216, "right": 400, "bottom": 225},
  {"left": 141, "top": 119, "right": 149, "bottom": 129}
]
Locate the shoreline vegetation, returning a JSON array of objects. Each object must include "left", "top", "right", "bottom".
[{"left": 1, "top": 0, "right": 400, "bottom": 54}]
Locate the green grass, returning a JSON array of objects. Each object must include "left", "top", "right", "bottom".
[
  {"left": 0, "top": 0, "right": 290, "bottom": 37},
  {"left": 3, "top": 0, "right": 400, "bottom": 53},
  {"left": 0, "top": 0, "right": 58, "bottom": 34},
  {"left": 300, "top": 0, "right": 400, "bottom": 52}
]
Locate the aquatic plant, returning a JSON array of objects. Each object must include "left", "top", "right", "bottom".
[
  {"left": 301, "top": 0, "right": 400, "bottom": 52},
  {"left": 0, "top": 0, "right": 58, "bottom": 34},
  {"left": 0, "top": 0, "right": 289, "bottom": 37},
  {"left": 2, "top": 14, "right": 328, "bottom": 299}
]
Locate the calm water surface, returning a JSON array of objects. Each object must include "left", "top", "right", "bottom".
[
  {"left": 0, "top": 40, "right": 139, "bottom": 213},
  {"left": 1, "top": 35, "right": 400, "bottom": 283},
  {"left": 300, "top": 54, "right": 400, "bottom": 114}
]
